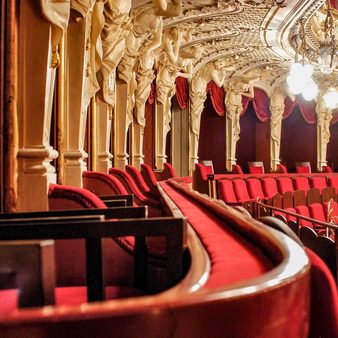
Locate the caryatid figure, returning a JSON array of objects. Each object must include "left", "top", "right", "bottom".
[
  {"left": 97, "top": 0, "right": 132, "bottom": 107},
  {"left": 189, "top": 59, "right": 232, "bottom": 170},
  {"left": 316, "top": 93, "right": 333, "bottom": 170},
  {"left": 156, "top": 27, "right": 184, "bottom": 134},
  {"left": 224, "top": 76, "right": 256, "bottom": 171},
  {"left": 118, "top": 0, "right": 182, "bottom": 83},
  {"left": 269, "top": 82, "right": 295, "bottom": 170}
]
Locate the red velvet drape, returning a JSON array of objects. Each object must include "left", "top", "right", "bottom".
[
  {"left": 175, "top": 77, "right": 188, "bottom": 110},
  {"left": 251, "top": 88, "right": 270, "bottom": 122},
  {"left": 207, "top": 81, "right": 225, "bottom": 116},
  {"left": 332, "top": 110, "right": 338, "bottom": 124}
]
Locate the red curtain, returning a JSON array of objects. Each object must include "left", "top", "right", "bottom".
[
  {"left": 175, "top": 77, "right": 188, "bottom": 110},
  {"left": 283, "top": 96, "right": 316, "bottom": 124},
  {"left": 148, "top": 81, "right": 155, "bottom": 105},
  {"left": 329, "top": 0, "right": 338, "bottom": 9},
  {"left": 297, "top": 97, "right": 316, "bottom": 124},
  {"left": 252, "top": 88, "right": 269, "bottom": 122},
  {"left": 207, "top": 80, "right": 225, "bottom": 116}
]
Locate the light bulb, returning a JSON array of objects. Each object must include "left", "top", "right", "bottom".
[
  {"left": 323, "top": 88, "right": 338, "bottom": 109},
  {"left": 302, "top": 80, "right": 318, "bottom": 101}
]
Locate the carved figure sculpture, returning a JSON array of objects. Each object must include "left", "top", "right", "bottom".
[
  {"left": 190, "top": 59, "right": 232, "bottom": 136},
  {"left": 269, "top": 81, "right": 295, "bottom": 171},
  {"left": 118, "top": 0, "right": 182, "bottom": 83},
  {"left": 225, "top": 77, "right": 255, "bottom": 143},
  {"left": 134, "top": 21, "right": 163, "bottom": 127},
  {"left": 97, "top": 0, "right": 132, "bottom": 106},
  {"left": 270, "top": 83, "right": 295, "bottom": 145},
  {"left": 316, "top": 95, "right": 333, "bottom": 145}
]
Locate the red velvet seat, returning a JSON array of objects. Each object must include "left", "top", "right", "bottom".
[
  {"left": 328, "top": 176, "right": 338, "bottom": 192},
  {"left": 192, "top": 163, "right": 210, "bottom": 195},
  {"left": 296, "top": 166, "right": 311, "bottom": 174},
  {"left": 140, "top": 163, "right": 158, "bottom": 192},
  {"left": 231, "top": 164, "right": 243, "bottom": 174},
  {"left": 83, "top": 170, "right": 130, "bottom": 197},
  {"left": 293, "top": 176, "right": 310, "bottom": 191},
  {"left": 49, "top": 183, "right": 107, "bottom": 210},
  {"left": 276, "top": 164, "right": 288, "bottom": 173},
  {"left": 321, "top": 165, "right": 333, "bottom": 173},
  {"left": 232, "top": 179, "right": 252, "bottom": 203},
  {"left": 323, "top": 200, "right": 338, "bottom": 222},
  {"left": 305, "top": 248, "right": 338, "bottom": 338},
  {"left": 261, "top": 177, "right": 279, "bottom": 198},
  {"left": 162, "top": 162, "right": 176, "bottom": 179},
  {"left": 217, "top": 179, "right": 237, "bottom": 204},
  {"left": 295, "top": 205, "right": 313, "bottom": 227},
  {"left": 309, "top": 176, "right": 327, "bottom": 192},
  {"left": 125, "top": 165, "right": 158, "bottom": 199},
  {"left": 276, "top": 177, "right": 294, "bottom": 194},
  {"left": 246, "top": 178, "right": 266, "bottom": 200},
  {"left": 308, "top": 203, "right": 326, "bottom": 224},
  {"left": 109, "top": 168, "right": 161, "bottom": 215},
  {"left": 248, "top": 161, "right": 265, "bottom": 174}
]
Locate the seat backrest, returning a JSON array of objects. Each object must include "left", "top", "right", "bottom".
[
  {"left": 308, "top": 203, "right": 326, "bottom": 223},
  {"left": 276, "top": 177, "right": 294, "bottom": 194},
  {"left": 294, "top": 205, "right": 313, "bottom": 227},
  {"left": 309, "top": 176, "right": 327, "bottom": 192},
  {"left": 246, "top": 178, "right": 265, "bottom": 199},
  {"left": 162, "top": 163, "right": 176, "bottom": 179},
  {"left": 232, "top": 179, "right": 251, "bottom": 202},
  {"left": 248, "top": 161, "right": 265, "bottom": 174},
  {"left": 305, "top": 248, "right": 338, "bottom": 338},
  {"left": 192, "top": 163, "right": 209, "bottom": 195},
  {"left": 83, "top": 171, "right": 128, "bottom": 196},
  {"left": 126, "top": 165, "right": 151, "bottom": 193},
  {"left": 217, "top": 179, "right": 237, "bottom": 203},
  {"left": 200, "top": 160, "right": 214, "bottom": 175},
  {"left": 321, "top": 165, "right": 333, "bottom": 173},
  {"left": 48, "top": 183, "right": 107, "bottom": 210},
  {"left": 328, "top": 176, "right": 338, "bottom": 190},
  {"left": 293, "top": 176, "right": 310, "bottom": 191},
  {"left": 140, "top": 163, "right": 158, "bottom": 189},
  {"left": 231, "top": 164, "right": 243, "bottom": 174},
  {"left": 295, "top": 162, "right": 311, "bottom": 174},
  {"left": 276, "top": 164, "right": 288, "bottom": 173},
  {"left": 261, "top": 177, "right": 278, "bottom": 198}
]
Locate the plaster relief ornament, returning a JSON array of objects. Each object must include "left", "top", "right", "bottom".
[
  {"left": 269, "top": 82, "right": 295, "bottom": 145},
  {"left": 118, "top": 0, "right": 182, "bottom": 84},
  {"left": 97, "top": 0, "right": 132, "bottom": 107},
  {"left": 190, "top": 59, "right": 234, "bottom": 136},
  {"left": 316, "top": 94, "right": 333, "bottom": 145},
  {"left": 225, "top": 76, "right": 256, "bottom": 143},
  {"left": 134, "top": 20, "right": 163, "bottom": 127},
  {"left": 156, "top": 26, "right": 184, "bottom": 134}
]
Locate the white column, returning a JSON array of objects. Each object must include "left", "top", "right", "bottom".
[{"left": 17, "top": 0, "right": 58, "bottom": 211}]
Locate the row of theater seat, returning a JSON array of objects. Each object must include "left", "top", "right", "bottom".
[{"left": 0, "top": 164, "right": 337, "bottom": 337}]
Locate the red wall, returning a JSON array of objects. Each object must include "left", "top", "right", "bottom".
[
  {"left": 280, "top": 106, "right": 317, "bottom": 172},
  {"left": 327, "top": 122, "right": 338, "bottom": 171},
  {"left": 236, "top": 103, "right": 269, "bottom": 173},
  {"left": 198, "top": 95, "right": 226, "bottom": 173}
]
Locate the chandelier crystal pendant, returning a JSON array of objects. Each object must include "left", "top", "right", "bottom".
[
  {"left": 323, "top": 87, "right": 338, "bottom": 109},
  {"left": 318, "top": 1, "right": 337, "bottom": 74}
]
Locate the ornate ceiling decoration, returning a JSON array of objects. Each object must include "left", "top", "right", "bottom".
[{"left": 131, "top": 0, "right": 336, "bottom": 93}]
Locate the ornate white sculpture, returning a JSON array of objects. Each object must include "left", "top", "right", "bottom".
[
  {"left": 225, "top": 77, "right": 255, "bottom": 143},
  {"left": 269, "top": 82, "right": 295, "bottom": 170},
  {"left": 190, "top": 59, "right": 232, "bottom": 136},
  {"left": 316, "top": 95, "right": 333, "bottom": 145},
  {"left": 97, "top": 0, "right": 132, "bottom": 106},
  {"left": 269, "top": 82, "right": 295, "bottom": 145}
]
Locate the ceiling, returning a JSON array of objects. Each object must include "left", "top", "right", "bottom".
[{"left": 132, "top": 0, "right": 336, "bottom": 95}]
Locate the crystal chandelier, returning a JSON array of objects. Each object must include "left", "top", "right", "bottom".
[
  {"left": 287, "top": 19, "right": 318, "bottom": 101},
  {"left": 318, "top": 1, "right": 337, "bottom": 74},
  {"left": 287, "top": 1, "right": 338, "bottom": 104}
]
